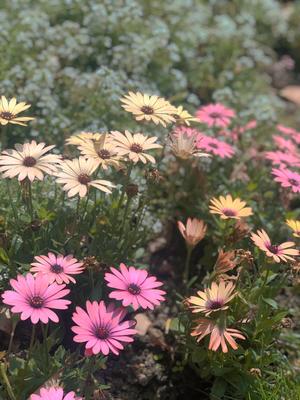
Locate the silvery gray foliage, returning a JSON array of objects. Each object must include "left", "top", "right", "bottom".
[{"left": 0, "top": 0, "right": 289, "bottom": 145}]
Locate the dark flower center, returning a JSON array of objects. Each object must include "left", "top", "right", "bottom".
[
  {"left": 222, "top": 208, "right": 237, "bottom": 217},
  {"left": 23, "top": 156, "right": 37, "bottom": 167},
  {"left": 97, "top": 149, "right": 111, "bottom": 160},
  {"left": 209, "top": 112, "right": 221, "bottom": 119},
  {"left": 0, "top": 111, "right": 14, "bottom": 120},
  {"left": 207, "top": 300, "right": 224, "bottom": 310},
  {"left": 51, "top": 264, "right": 64, "bottom": 273},
  {"left": 97, "top": 327, "right": 110, "bottom": 340},
  {"left": 78, "top": 173, "right": 91, "bottom": 185},
  {"left": 130, "top": 143, "right": 143, "bottom": 153},
  {"left": 141, "top": 106, "right": 154, "bottom": 115},
  {"left": 128, "top": 283, "right": 141, "bottom": 295},
  {"left": 266, "top": 244, "right": 279, "bottom": 254},
  {"left": 209, "top": 143, "right": 219, "bottom": 149},
  {"left": 30, "top": 296, "right": 44, "bottom": 308},
  {"left": 288, "top": 179, "right": 299, "bottom": 187}
]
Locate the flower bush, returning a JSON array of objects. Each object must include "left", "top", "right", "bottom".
[{"left": 1, "top": 1, "right": 300, "bottom": 399}]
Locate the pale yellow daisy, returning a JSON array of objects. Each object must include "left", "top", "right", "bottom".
[
  {"left": 0, "top": 141, "right": 60, "bottom": 181},
  {"left": 286, "top": 219, "right": 300, "bottom": 238},
  {"left": 110, "top": 130, "right": 162, "bottom": 164},
  {"left": 65, "top": 131, "right": 103, "bottom": 146},
  {"left": 78, "top": 133, "right": 121, "bottom": 170},
  {"left": 209, "top": 195, "right": 253, "bottom": 220},
  {"left": 0, "top": 96, "right": 34, "bottom": 126},
  {"left": 120, "top": 91, "right": 177, "bottom": 127},
  {"left": 173, "top": 106, "right": 198, "bottom": 126},
  {"left": 55, "top": 157, "right": 115, "bottom": 197}
]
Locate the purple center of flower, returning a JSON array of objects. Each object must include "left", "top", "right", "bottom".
[
  {"left": 222, "top": 208, "right": 237, "bottom": 217},
  {"left": 209, "top": 112, "right": 221, "bottom": 119},
  {"left": 207, "top": 300, "right": 224, "bottom": 310},
  {"left": 130, "top": 144, "right": 143, "bottom": 153},
  {"left": 266, "top": 244, "right": 279, "bottom": 254},
  {"left": 0, "top": 111, "right": 14, "bottom": 120},
  {"left": 288, "top": 178, "right": 299, "bottom": 187},
  {"left": 209, "top": 143, "right": 218, "bottom": 149},
  {"left": 97, "top": 149, "right": 111, "bottom": 159},
  {"left": 78, "top": 173, "right": 91, "bottom": 185},
  {"left": 23, "top": 156, "right": 37, "bottom": 167},
  {"left": 128, "top": 283, "right": 141, "bottom": 295},
  {"left": 30, "top": 296, "right": 44, "bottom": 308},
  {"left": 97, "top": 327, "right": 110, "bottom": 340},
  {"left": 141, "top": 106, "right": 154, "bottom": 115},
  {"left": 51, "top": 264, "right": 64, "bottom": 273}
]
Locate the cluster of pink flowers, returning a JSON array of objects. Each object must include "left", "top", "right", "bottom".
[
  {"left": 265, "top": 124, "right": 300, "bottom": 193},
  {"left": 2, "top": 260, "right": 165, "bottom": 357}
]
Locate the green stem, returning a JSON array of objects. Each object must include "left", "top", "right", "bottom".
[
  {"left": 41, "top": 323, "right": 49, "bottom": 369},
  {"left": 28, "top": 180, "right": 33, "bottom": 219},
  {"left": 0, "top": 363, "right": 16, "bottom": 400},
  {"left": 7, "top": 319, "right": 17, "bottom": 356},
  {"left": 6, "top": 180, "right": 18, "bottom": 223},
  {"left": 183, "top": 246, "right": 193, "bottom": 283},
  {"left": 28, "top": 324, "right": 36, "bottom": 360},
  {"left": 114, "top": 163, "right": 133, "bottom": 222}
]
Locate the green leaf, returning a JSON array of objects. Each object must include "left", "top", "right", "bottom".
[{"left": 262, "top": 297, "right": 278, "bottom": 309}]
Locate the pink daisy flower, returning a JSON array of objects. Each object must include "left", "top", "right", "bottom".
[
  {"left": 273, "top": 135, "right": 298, "bottom": 154},
  {"left": 2, "top": 273, "right": 70, "bottom": 324},
  {"left": 220, "top": 120, "right": 257, "bottom": 141},
  {"left": 72, "top": 300, "right": 137, "bottom": 356},
  {"left": 272, "top": 167, "right": 300, "bottom": 193},
  {"left": 30, "top": 387, "right": 82, "bottom": 400},
  {"left": 196, "top": 103, "right": 236, "bottom": 128},
  {"left": 265, "top": 151, "right": 300, "bottom": 167},
  {"left": 30, "top": 253, "right": 85, "bottom": 284},
  {"left": 276, "top": 124, "right": 298, "bottom": 136},
  {"left": 291, "top": 132, "right": 300, "bottom": 145},
  {"left": 196, "top": 135, "right": 234, "bottom": 158},
  {"left": 104, "top": 263, "right": 166, "bottom": 310},
  {"left": 173, "top": 126, "right": 201, "bottom": 138}
]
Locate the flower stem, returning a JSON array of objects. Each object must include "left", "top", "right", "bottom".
[
  {"left": 41, "top": 323, "right": 49, "bottom": 369},
  {"left": 7, "top": 319, "right": 17, "bottom": 356},
  {"left": 6, "top": 180, "right": 18, "bottom": 223},
  {"left": 183, "top": 246, "right": 193, "bottom": 283},
  {"left": 0, "top": 363, "right": 16, "bottom": 400},
  {"left": 28, "top": 324, "right": 36, "bottom": 360}
]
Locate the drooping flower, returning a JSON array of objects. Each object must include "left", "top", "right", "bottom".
[
  {"left": 110, "top": 130, "right": 162, "bottom": 164},
  {"left": 0, "top": 141, "right": 60, "bottom": 181},
  {"left": 173, "top": 106, "right": 198, "bottom": 126},
  {"left": 30, "top": 253, "right": 84, "bottom": 284},
  {"left": 2, "top": 273, "right": 70, "bottom": 324},
  {"left": 0, "top": 96, "right": 34, "bottom": 126},
  {"left": 197, "top": 135, "right": 234, "bottom": 158},
  {"left": 187, "top": 281, "right": 236, "bottom": 316},
  {"left": 273, "top": 135, "right": 298, "bottom": 154},
  {"left": 120, "top": 92, "right": 176, "bottom": 127},
  {"left": 177, "top": 218, "right": 207, "bottom": 248},
  {"left": 272, "top": 167, "right": 300, "bottom": 193},
  {"left": 56, "top": 157, "right": 115, "bottom": 197},
  {"left": 169, "top": 132, "right": 210, "bottom": 160},
  {"left": 78, "top": 133, "right": 121, "bottom": 170},
  {"left": 72, "top": 300, "right": 137, "bottom": 355},
  {"left": 196, "top": 103, "right": 236, "bottom": 128},
  {"left": 251, "top": 229, "right": 299, "bottom": 262},
  {"left": 213, "top": 249, "right": 237, "bottom": 276},
  {"left": 65, "top": 131, "right": 103, "bottom": 146},
  {"left": 191, "top": 318, "right": 245, "bottom": 353},
  {"left": 286, "top": 219, "right": 300, "bottom": 238},
  {"left": 265, "top": 151, "right": 300, "bottom": 167},
  {"left": 209, "top": 195, "right": 253, "bottom": 220},
  {"left": 104, "top": 263, "right": 166, "bottom": 310},
  {"left": 30, "top": 387, "right": 82, "bottom": 400}
]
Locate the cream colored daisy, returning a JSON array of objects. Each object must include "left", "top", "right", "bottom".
[
  {"left": 110, "top": 130, "right": 162, "bottom": 164},
  {"left": 0, "top": 141, "right": 60, "bottom": 181},
  {"left": 78, "top": 133, "right": 121, "bottom": 170},
  {"left": 65, "top": 131, "right": 103, "bottom": 146},
  {"left": 56, "top": 157, "right": 115, "bottom": 197},
  {"left": 286, "top": 219, "right": 300, "bottom": 238},
  {"left": 169, "top": 133, "right": 210, "bottom": 160},
  {"left": 0, "top": 96, "right": 34, "bottom": 126},
  {"left": 173, "top": 106, "right": 198, "bottom": 126},
  {"left": 120, "top": 91, "right": 177, "bottom": 127}
]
